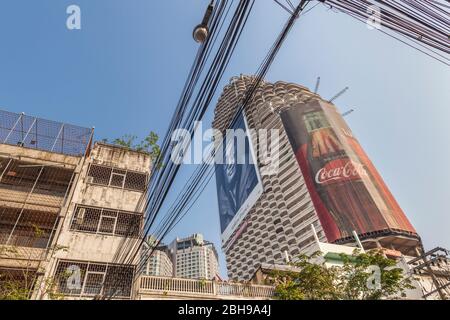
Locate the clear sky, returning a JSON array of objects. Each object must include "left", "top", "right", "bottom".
[{"left": 1, "top": 0, "right": 449, "bottom": 278}]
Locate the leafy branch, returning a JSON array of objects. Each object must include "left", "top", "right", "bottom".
[{"left": 102, "top": 132, "right": 161, "bottom": 163}]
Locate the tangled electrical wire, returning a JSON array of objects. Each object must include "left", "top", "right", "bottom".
[
  {"left": 101, "top": 0, "right": 258, "bottom": 299},
  {"left": 320, "top": 0, "right": 450, "bottom": 65},
  {"left": 132, "top": 0, "right": 310, "bottom": 281},
  {"left": 100, "top": 0, "right": 311, "bottom": 300},
  {"left": 102, "top": 0, "right": 448, "bottom": 299}
]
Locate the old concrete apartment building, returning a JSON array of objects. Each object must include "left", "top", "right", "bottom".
[{"left": 0, "top": 110, "right": 151, "bottom": 299}]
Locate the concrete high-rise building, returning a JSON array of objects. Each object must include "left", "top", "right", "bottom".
[
  {"left": 142, "top": 241, "right": 173, "bottom": 277},
  {"left": 170, "top": 234, "right": 219, "bottom": 280},
  {"left": 213, "top": 76, "right": 421, "bottom": 280}
]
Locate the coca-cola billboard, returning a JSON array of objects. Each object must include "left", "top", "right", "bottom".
[{"left": 280, "top": 100, "right": 417, "bottom": 243}]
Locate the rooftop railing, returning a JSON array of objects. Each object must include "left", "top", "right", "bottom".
[
  {"left": 0, "top": 110, "right": 93, "bottom": 156},
  {"left": 137, "top": 275, "right": 274, "bottom": 299}
]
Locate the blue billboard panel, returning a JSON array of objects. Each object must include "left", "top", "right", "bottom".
[{"left": 215, "top": 112, "right": 263, "bottom": 245}]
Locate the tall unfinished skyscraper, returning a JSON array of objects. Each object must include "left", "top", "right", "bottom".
[{"left": 213, "top": 76, "right": 420, "bottom": 280}]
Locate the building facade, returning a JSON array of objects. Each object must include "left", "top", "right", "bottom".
[
  {"left": 170, "top": 234, "right": 219, "bottom": 280},
  {"left": 212, "top": 76, "right": 420, "bottom": 280},
  {"left": 0, "top": 110, "right": 152, "bottom": 299},
  {"left": 142, "top": 243, "right": 173, "bottom": 278},
  {"left": 0, "top": 110, "right": 94, "bottom": 299},
  {"left": 35, "top": 141, "right": 152, "bottom": 299}
]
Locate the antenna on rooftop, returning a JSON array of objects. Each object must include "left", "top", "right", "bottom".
[
  {"left": 329, "top": 86, "right": 349, "bottom": 103},
  {"left": 314, "top": 76, "right": 321, "bottom": 94}
]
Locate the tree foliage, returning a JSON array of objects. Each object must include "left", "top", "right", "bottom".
[
  {"left": 103, "top": 131, "right": 161, "bottom": 161},
  {"left": 0, "top": 226, "right": 67, "bottom": 300},
  {"left": 270, "top": 250, "right": 414, "bottom": 300}
]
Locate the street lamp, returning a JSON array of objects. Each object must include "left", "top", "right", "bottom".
[{"left": 193, "top": 1, "right": 214, "bottom": 43}]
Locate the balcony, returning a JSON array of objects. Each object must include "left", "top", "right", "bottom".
[{"left": 136, "top": 276, "right": 274, "bottom": 300}]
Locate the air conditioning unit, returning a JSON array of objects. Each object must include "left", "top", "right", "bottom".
[{"left": 76, "top": 208, "right": 86, "bottom": 225}]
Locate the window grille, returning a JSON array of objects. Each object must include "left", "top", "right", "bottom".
[
  {"left": 70, "top": 205, "right": 141, "bottom": 237},
  {"left": 87, "top": 165, "right": 111, "bottom": 185},
  {"left": 0, "top": 206, "right": 58, "bottom": 249},
  {"left": 54, "top": 260, "right": 134, "bottom": 298},
  {"left": 0, "top": 268, "right": 37, "bottom": 299},
  {"left": 110, "top": 169, "right": 126, "bottom": 188},
  {"left": 87, "top": 164, "right": 147, "bottom": 191},
  {"left": 0, "top": 110, "right": 92, "bottom": 156},
  {"left": 0, "top": 158, "right": 74, "bottom": 196}
]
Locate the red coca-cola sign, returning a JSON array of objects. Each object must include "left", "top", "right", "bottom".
[
  {"left": 280, "top": 100, "right": 417, "bottom": 243},
  {"left": 315, "top": 159, "right": 368, "bottom": 185}
]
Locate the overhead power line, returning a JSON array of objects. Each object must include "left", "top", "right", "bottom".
[
  {"left": 103, "top": 0, "right": 448, "bottom": 299},
  {"left": 132, "top": 0, "right": 311, "bottom": 280},
  {"left": 320, "top": 0, "right": 450, "bottom": 65}
]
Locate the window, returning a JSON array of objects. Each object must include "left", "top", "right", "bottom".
[
  {"left": 87, "top": 164, "right": 147, "bottom": 191},
  {"left": 71, "top": 205, "right": 142, "bottom": 237},
  {"left": 110, "top": 169, "right": 126, "bottom": 188},
  {"left": 98, "top": 210, "right": 117, "bottom": 234},
  {"left": 84, "top": 269, "right": 106, "bottom": 295},
  {"left": 124, "top": 171, "right": 147, "bottom": 191},
  {"left": 88, "top": 165, "right": 112, "bottom": 185},
  {"left": 54, "top": 260, "right": 134, "bottom": 298}
]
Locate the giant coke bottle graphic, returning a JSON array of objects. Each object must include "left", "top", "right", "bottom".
[{"left": 280, "top": 101, "right": 416, "bottom": 242}]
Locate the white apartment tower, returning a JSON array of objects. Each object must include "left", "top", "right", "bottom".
[
  {"left": 170, "top": 234, "right": 219, "bottom": 280},
  {"left": 142, "top": 243, "right": 173, "bottom": 277}
]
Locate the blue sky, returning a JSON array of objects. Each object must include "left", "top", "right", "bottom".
[{"left": 1, "top": 1, "right": 449, "bottom": 277}]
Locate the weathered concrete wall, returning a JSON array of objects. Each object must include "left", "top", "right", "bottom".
[
  {"left": 90, "top": 142, "right": 152, "bottom": 173},
  {"left": 46, "top": 142, "right": 151, "bottom": 266},
  {"left": 33, "top": 143, "right": 152, "bottom": 299},
  {"left": 52, "top": 231, "right": 141, "bottom": 263},
  {"left": 77, "top": 184, "right": 143, "bottom": 213},
  {"left": 0, "top": 143, "right": 81, "bottom": 169},
  {"left": 0, "top": 245, "right": 45, "bottom": 269}
]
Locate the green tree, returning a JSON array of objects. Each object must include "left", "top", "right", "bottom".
[
  {"left": 270, "top": 250, "right": 414, "bottom": 300},
  {"left": 0, "top": 226, "right": 68, "bottom": 300},
  {"left": 337, "top": 250, "right": 414, "bottom": 300},
  {"left": 103, "top": 131, "right": 161, "bottom": 161},
  {"left": 270, "top": 252, "right": 340, "bottom": 300}
]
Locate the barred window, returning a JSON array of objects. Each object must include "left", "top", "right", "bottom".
[
  {"left": 124, "top": 171, "right": 147, "bottom": 191},
  {"left": 87, "top": 164, "right": 147, "bottom": 191},
  {"left": 70, "top": 205, "right": 141, "bottom": 237},
  {"left": 87, "top": 165, "right": 112, "bottom": 185},
  {"left": 110, "top": 169, "right": 126, "bottom": 188},
  {"left": 54, "top": 260, "right": 134, "bottom": 298}
]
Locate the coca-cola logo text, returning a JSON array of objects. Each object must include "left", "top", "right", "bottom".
[{"left": 315, "top": 160, "right": 368, "bottom": 185}]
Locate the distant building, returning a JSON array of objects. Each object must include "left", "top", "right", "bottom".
[
  {"left": 170, "top": 234, "right": 219, "bottom": 280},
  {"left": 142, "top": 241, "right": 173, "bottom": 277}
]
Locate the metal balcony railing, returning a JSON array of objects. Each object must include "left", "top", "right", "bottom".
[
  {"left": 138, "top": 275, "right": 274, "bottom": 299},
  {"left": 0, "top": 109, "right": 93, "bottom": 156}
]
